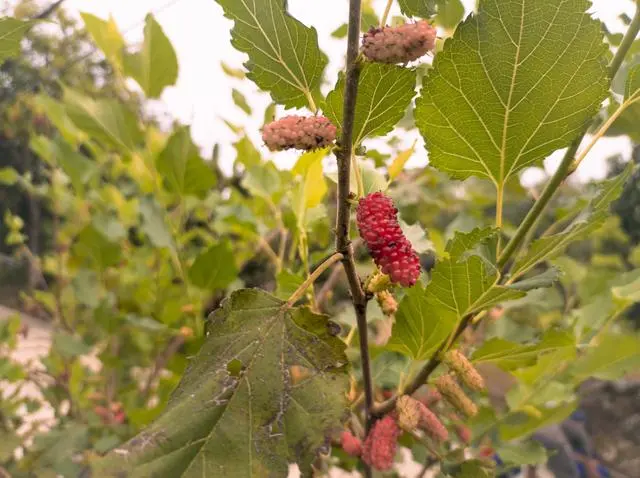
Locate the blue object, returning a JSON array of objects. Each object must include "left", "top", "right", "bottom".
[
  {"left": 576, "top": 462, "right": 587, "bottom": 478},
  {"left": 597, "top": 463, "right": 610, "bottom": 478},
  {"left": 570, "top": 410, "right": 587, "bottom": 422}
]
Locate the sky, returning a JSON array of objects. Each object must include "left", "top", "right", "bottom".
[{"left": 27, "top": 0, "right": 640, "bottom": 181}]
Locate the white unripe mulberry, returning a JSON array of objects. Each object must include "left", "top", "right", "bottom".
[
  {"left": 362, "top": 21, "right": 436, "bottom": 64},
  {"left": 262, "top": 115, "right": 337, "bottom": 151}
]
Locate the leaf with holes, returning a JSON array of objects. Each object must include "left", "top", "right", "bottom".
[
  {"left": 215, "top": 0, "right": 327, "bottom": 109},
  {"left": 387, "top": 254, "right": 524, "bottom": 360},
  {"left": 324, "top": 63, "right": 416, "bottom": 145},
  {"left": 415, "top": 0, "right": 608, "bottom": 184},
  {"left": 512, "top": 164, "right": 633, "bottom": 279},
  {"left": 96, "top": 289, "right": 348, "bottom": 477}
]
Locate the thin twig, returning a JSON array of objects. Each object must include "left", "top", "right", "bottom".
[
  {"left": 336, "top": 0, "right": 374, "bottom": 475},
  {"left": 285, "top": 253, "right": 344, "bottom": 307},
  {"left": 142, "top": 334, "right": 186, "bottom": 398}
]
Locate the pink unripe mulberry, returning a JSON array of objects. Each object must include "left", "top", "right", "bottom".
[
  {"left": 262, "top": 115, "right": 337, "bottom": 151},
  {"left": 356, "top": 192, "right": 421, "bottom": 287},
  {"left": 362, "top": 415, "right": 401, "bottom": 471},
  {"left": 340, "top": 430, "right": 362, "bottom": 457},
  {"left": 444, "top": 349, "right": 486, "bottom": 392},
  {"left": 362, "top": 21, "right": 436, "bottom": 64},
  {"left": 455, "top": 424, "right": 472, "bottom": 444},
  {"left": 436, "top": 375, "right": 478, "bottom": 418},
  {"left": 417, "top": 402, "right": 449, "bottom": 442}
]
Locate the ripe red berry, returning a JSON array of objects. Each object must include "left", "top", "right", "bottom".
[
  {"left": 262, "top": 115, "right": 337, "bottom": 151},
  {"left": 340, "top": 430, "right": 362, "bottom": 457},
  {"left": 362, "top": 415, "right": 401, "bottom": 471},
  {"left": 362, "top": 21, "right": 436, "bottom": 64},
  {"left": 356, "top": 192, "right": 421, "bottom": 287}
]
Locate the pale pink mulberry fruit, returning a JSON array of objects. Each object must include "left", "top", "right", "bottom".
[
  {"left": 444, "top": 349, "right": 485, "bottom": 392},
  {"left": 417, "top": 402, "right": 449, "bottom": 442},
  {"left": 262, "top": 115, "right": 337, "bottom": 151},
  {"left": 340, "top": 430, "right": 362, "bottom": 457},
  {"left": 436, "top": 375, "right": 478, "bottom": 418},
  {"left": 362, "top": 21, "right": 436, "bottom": 64},
  {"left": 396, "top": 395, "right": 421, "bottom": 431},
  {"left": 362, "top": 415, "right": 401, "bottom": 471},
  {"left": 356, "top": 192, "right": 421, "bottom": 287}
]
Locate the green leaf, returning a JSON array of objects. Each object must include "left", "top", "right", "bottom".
[
  {"left": 123, "top": 14, "right": 178, "bottom": 98},
  {"left": 156, "top": 126, "right": 217, "bottom": 198},
  {"left": 495, "top": 441, "right": 547, "bottom": 467},
  {"left": 513, "top": 164, "right": 633, "bottom": 278},
  {"left": 398, "top": 0, "right": 437, "bottom": 18},
  {"left": 499, "top": 401, "right": 576, "bottom": 441},
  {"left": 472, "top": 330, "right": 574, "bottom": 371},
  {"left": 569, "top": 333, "right": 640, "bottom": 382},
  {"left": 215, "top": 0, "right": 327, "bottom": 109},
  {"left": 435, "top": 0, "right": 465, "bottom": 30},
  {"left": 242, "top": 161, "right": 281, "bottom": 199},
  {"left": 607, "top": 100, "right": 640, "bottom": 142},
  {"left": 97, "top": 289, "right": 348, "bottom": 477},
  {"left": 52, "top": 333, "right": 91, "bottom": 358},
  {"left": 63, "top": 87, "right": 142, "bottom": 154},
  {"left": 400, "top": 220, "right": 433, "bottom": 254},
  {"left": 188, "top": 241, "right": 238, "bottom": 290},
  {"left": 0, "top": 17, "right": 33, "bottom": 64},
  {"left": 625, "top": 63, "right": 640, "bottom": 100},
  {"left": 221, "top": 61, "right": 245, "bottom": 79},
  {"left": 324, "top": 63, "right": 416, "bottom": 145},
  {"left": 34, "top": 95, "right": 86, "bottom": 145},
  {"left": 232, "top": 88, "right": 252, "bottom": 115},
  {"left": 0, "top": 432, "right": 22, "bottom": 461},
  {"left": 445, "top": 226, "right": 496, "bottom": 261},
  {"left": 454, "top": 459, "right": 496, "bottom": 478},
  {"left": 508, "top": 268, "right": 561, "bottom": 291},
  {"left": 0, "top": 167, "right": 19, "bottom": 185},
  {"left": 388, "top": 255, "right": 524, "bottom": 359},
  {"left": 388, "top": 143, "right": 416, "bottom": 181},
  {"left": 415, "top": 0, "right": 608, "bottom": 183},
  {"left": 72, "top": 225, "right": 121, "bottom": 270},
  {"left": 275, "top": 269, "right": 305, "bottom": 300},
  {"left": 81, "top": 13, "right": 125, "bottom": 71},
  {"left": 139, "top": 197, "right": 173, "bottom": 249}
]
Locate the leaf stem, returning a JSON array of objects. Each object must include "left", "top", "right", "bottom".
[
  {"left": 336, "top": 1, "right": 375, "bottom": 472},
  {"left": 495, "top": 183, "right": 504, "bottom": 254},
  {"left": 498, "top": 3, "right": 640, "bottom": 270},
  {"left": 285, "top": 252, "right": 343, "bottom": 307},
  {"left": 352, "top": 151, "right": 365, "bottom": 198},
  {"left": 305, "top": 90, "right": 318, "bottom": 114},
  {"left": 569, "top": 94, "right": 640, "bottom": 174},
  {"left": 381, "top": 0, "right": 394, "bottom": 27}
]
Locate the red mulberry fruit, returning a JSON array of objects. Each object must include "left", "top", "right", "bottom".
[
  {"left": 262, "top": 115, "right": 337, "bottom": 151},
  {"left": 362, "top": 21, "right": 436, "bottom": 64},
  {"left": 356, "top": 192, "right": 421, "bottom": 287},
  {"left": 362, "top": 415, "right": 401, "bottom": 471},
  {"left": 340, "top": 430, "right": 362, "bottom": 457},
  {"left": 444, "top": 349, "right": 486, "bottom": 392},
  {"left": 417, "top": 402, "right": 449, "bottom": 442}
]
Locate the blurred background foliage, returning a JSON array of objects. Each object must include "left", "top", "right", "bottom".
[{"left": 0, "top": 0, "right": 639, "bottom": 477}]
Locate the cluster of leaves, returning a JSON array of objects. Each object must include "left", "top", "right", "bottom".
[{"left": 0, "top": 0, "right": 639, "bottom": 477}]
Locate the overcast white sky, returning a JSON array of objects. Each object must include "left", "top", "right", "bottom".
[{"left": 31, "top": 0, "right": 640, "bottom": 180}]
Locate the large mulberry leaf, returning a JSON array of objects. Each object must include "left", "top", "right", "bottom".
[
  {"left": 96, "top": 289, "right": 349, "bottom": 477},
  {"left": 415, "top": 0, "right": 608, "bottom": 184}
]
